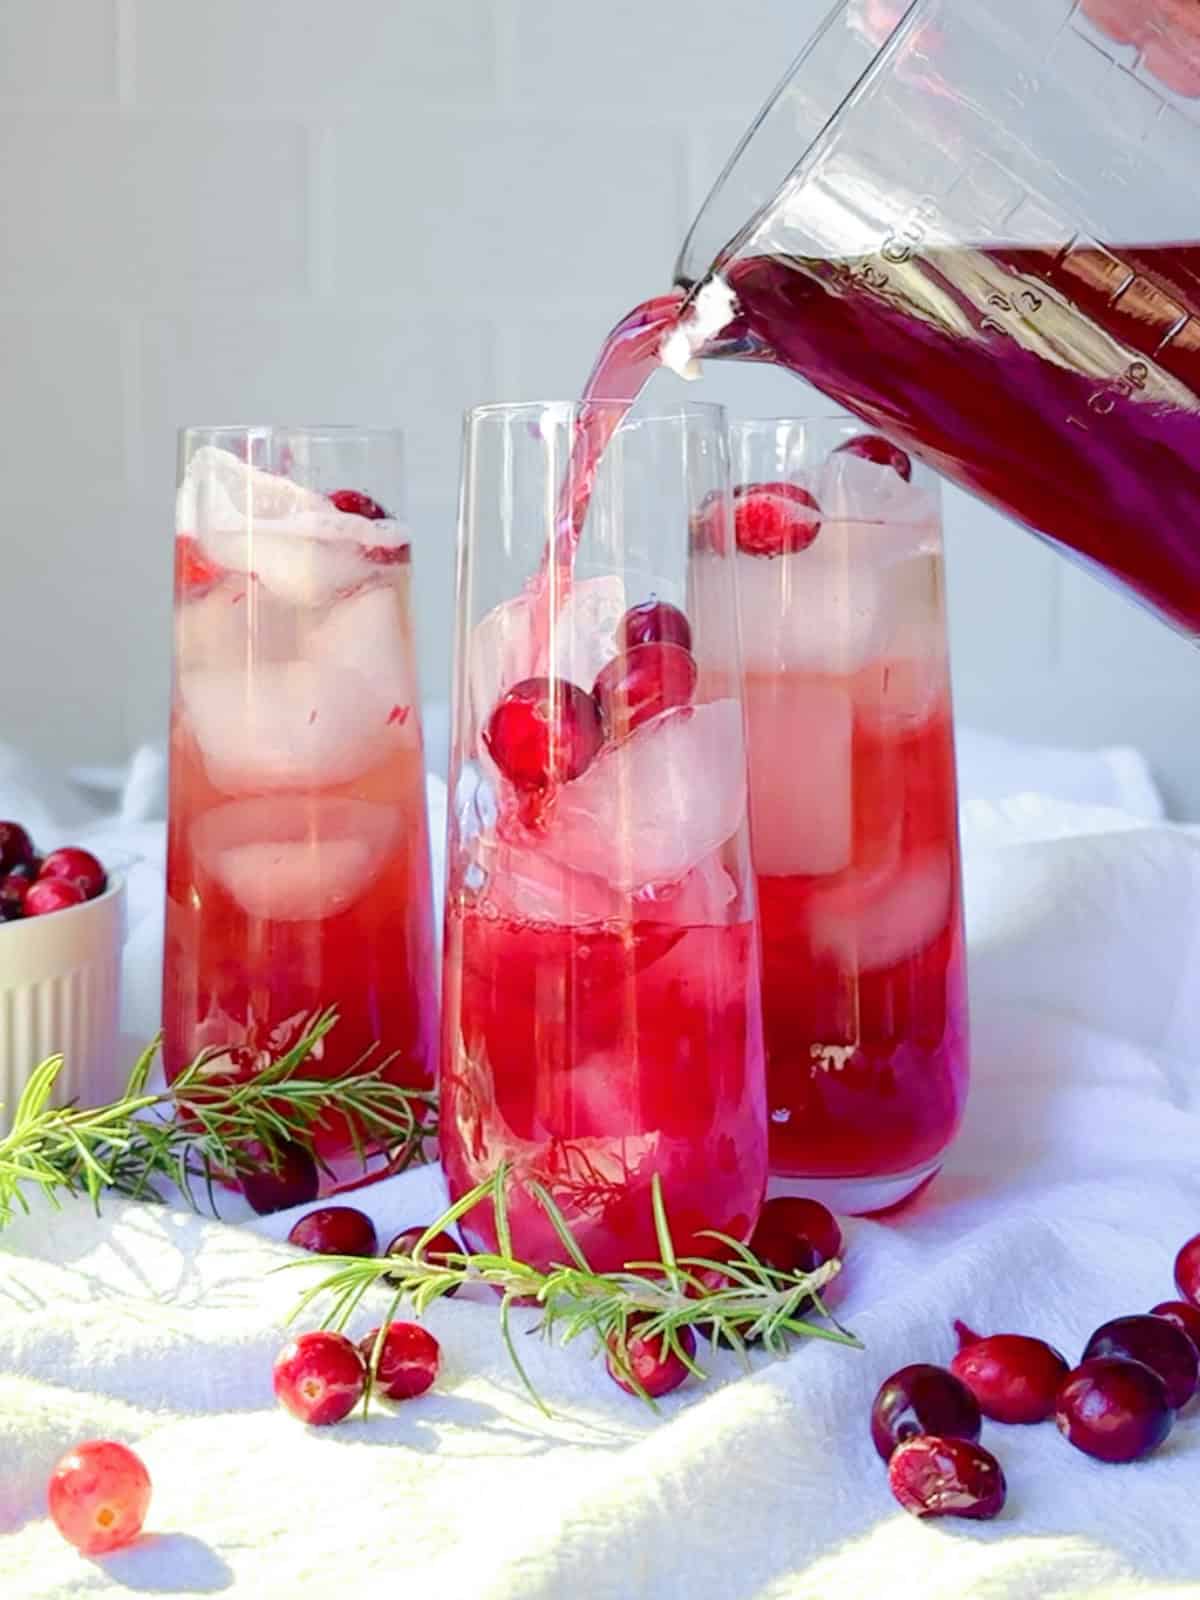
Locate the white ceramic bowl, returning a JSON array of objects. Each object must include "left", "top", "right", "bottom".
[{"left": 0, "top": 876, "right": 126, "bottom": 1136}]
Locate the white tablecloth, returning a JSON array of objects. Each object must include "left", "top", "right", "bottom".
[{"left": 2, "top": 732, "right": 1199, "bottom": 1599}]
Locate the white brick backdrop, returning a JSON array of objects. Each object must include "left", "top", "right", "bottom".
[{"left": 1, "top": 0, "right": 1197, "bottom": 809}]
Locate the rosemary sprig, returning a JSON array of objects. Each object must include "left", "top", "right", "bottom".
[
  {"left": 288, "top": 1167, "right": 861, "bottom": 1414},
  {"left": 0, "top": 1011, "right": 437, "bottom": 1228}
]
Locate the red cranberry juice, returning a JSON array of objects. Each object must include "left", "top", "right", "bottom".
[
  {"left": 722, "top": 242, "right": 1200, "bottom": 634},
  {"left": 441, "top": 906, "right": 765, "bottom": 1274}
]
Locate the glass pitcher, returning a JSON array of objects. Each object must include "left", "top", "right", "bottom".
[{"left": 674, "top": 0, "right": 1200, "bottom": 636}]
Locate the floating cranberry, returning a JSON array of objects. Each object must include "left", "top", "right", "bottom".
[
  {"left": 273, "top": 1331, "right": 366, "bottom": 1426},
  {"left": 733, "top": 481, "right": 822, "bottom": 557},
  {"left": 0, "top": 821, "right": 34, "bottom": 875},
  {"left": 1175, "top": 1234, "right": 1200, "bottom": 1309},
  {"left": 606, "top": 1318, "right": 696, "bottom": 1399},
  {"left": 384, "top": 1226, "right": 461, "bottom": 1296},
  {"left": 617, "top": 600, "right": 692, "bottom": 653},
  {"left": 0, "top": 874, "right": 29, "bottom": 920},
  {"left": 484, "top": 677, "right": 603, "bottom": 791},
  {"left": 48, "top": 1439, "right": 152, "bottom": 1555},
  {"left": 833, "top": 433, "right": 913, "bottom": 480},
  {"left": 24, "top": 878, "right": 87, "bottom": 917},
  {"left": 239, "top": 1139, "right": 320, "bottom": 1215},
  {"left": 288, "top": 1206, "right": 377, "bottom": 1258},
  {"left": 888, "top": 1435, "right": 1006, "bottom": 1521},
  {"left": 1055, "top": 1356, "right": 1174, "bottom": 1463},
  {"left": 329, "top": 488, "right": 388, "bottom": 520},
  {"left": 593, "top": 642, "right": 697, "bottom": 740},
  {"left": 1150, "top": 1300, "right": 1200, "bottom": 1353},
  {"left": 358, "top": 1321, "right": 441, "bottom": 1400},
  {"left": 39, "top": 847, "right": 107, "bottom": 900},
  {"left": 870, "top": 1363, "right": 982, "bottom": 1462},
  {"left": 1083, "top": 1313, "right": 1199, "bottom": 1410},
  {"left": 950, "top": 1324, "right": 1069, "bottom": 1424}
]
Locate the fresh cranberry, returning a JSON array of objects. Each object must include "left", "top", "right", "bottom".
[
  {"left": 273, "top": 1331, "right": 366, "bottom": 1425},
  {"left": 870, "top": 1364, "right": 982, "bottom": 1462},
  {"left": 8, "top": 856, "right": 41, "bottom": 880},
  {"left": 176, "top": 534, "right": 225, "bottom": 594},
  {"left": 239, "top": 1139, "right": 320, "bottom": 1215},
  {"left": 384, "top": 1226, "right": 461, "bottom": 1296},
  {"left": 593, "top": 642, "right": 697, "bottom": 740},
  {"left": 1082, "top": 1313, "right": 1199, "bottom": 1410},
  {"left": 1150, "top": 1301, "right": 1200, "bottom": 1353},
  {"left": 329, "top": 488, "right": 388, "bottom": 520},
  {"left": 357, "top": 1321, "right": 441, "bottom": 1400},
  {"left": 288, "top": 1206, "right": 377, "bottom": 1258},
  {"left": 39, "top": 847, "right": 107, "bottom": 900},
  {"left": 24, "top": 878, "right": 87, "bottom": 917},
  {"left": 1176, "top": 1233, "right": 1200, "bottom": 1309},
  {"left": 483, "top": 677, "right": 603, "bottom": 791},
  {"left": 48, "top": 1440, "right": 152, "bottom": 1555},
  {"left": 617, "top": 600, "right": 692, "bottom": 653},
  {"left": 833, "top": 433, "right": 913, "bottom": 480},
  {"left": 888, "top": 1435, "right": 1006, "bottom": 1521},
  {"left": 0, "top": 874, "right": 29, "bottom": 920},
  {"left": 950, "top": 1322, "right": 1069, "bottom": 1424},
  {"left": 754, "top": 1197, "right": 843, "bottom": 1270},
  {"left": 0, "top": 820, "right": 34, "bottom": 875},
  {"left": 606, "top": 1318, "right": 696, "bottom": 1399},
  {"left": 1055, "top": 1357, "right": 1174, "bottom": 1462},
  {"left": 732, "top": 481, "right": 822, "bottom": 557}
]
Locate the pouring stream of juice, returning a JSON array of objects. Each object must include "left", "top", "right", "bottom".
[{"left": 541, "top": 240, "right": 1200, "bottom": 642}]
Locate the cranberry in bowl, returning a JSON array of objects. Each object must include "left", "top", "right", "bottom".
[{"left": 0, "top": 831, "right": 124, "bottom": 1134}]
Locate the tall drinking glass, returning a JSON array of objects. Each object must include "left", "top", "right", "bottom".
[
  {"left": 164, "top": 426, "right": 438, "bottom": 1179},
  {"left": 440, "top": 402, "right": 766, "bottom": 1273},
  {"left": 728, "top": 417, "right": 967, "bottom": 1213}
]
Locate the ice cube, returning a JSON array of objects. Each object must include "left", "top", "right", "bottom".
[
  {"left": 174, "top": 574, "right": 298, "bottom": 671},
  {"left": 851, "top": 553, "right": 950, "bottom": 732},
  {"left": 818, "top": 452, "right": 930, "bottom": 524},
  {"left": 734, "top": 544, "right": 885, "bottom": 676},
  {"left": 178, "top": 445, "right": 406, "bottom": 605},
  {"left": 851, "top": 625, "right": 950, "bottom": 733},
  {"left": 538, "top": 698, "right": 748, "bottom": 894},
  {"left": 181, "top": 658, "right": 409, "bottom": 792},
  {"left": 469, "top": 834, "right": 622, "bottom": 927},
  {"left": 806, "top": 846, "right": 952, "bottom": 972},
  {"left": 192, "top": 796, "right": 399, "bottom": 921},
  {"left": 633, "top": 850, "right": 737, "bottom": 924},
  {"left": 744, "top": 677, "right": 853, "bottom": 876},
  {"left": 467, "top": 575, "right": 626, "bottom": 746},
  {"left": 309, "top": 583, "right": 418, "bottom": 722}
]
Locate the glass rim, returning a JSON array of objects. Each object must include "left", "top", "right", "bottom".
[
  {"left": 463, "top": 399, "right": 727, "bottom": 425},
  {"left": 179, "top": 423, "right": 405, "bottom": 442}
]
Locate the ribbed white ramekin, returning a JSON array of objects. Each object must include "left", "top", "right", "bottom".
[{"left": 0, "top": 877, "right": 126, "bottom": 1136}]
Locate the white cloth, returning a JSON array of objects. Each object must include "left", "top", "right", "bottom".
[{"left": 2, "top": 734, "right": 1199, "bottom": 1599}]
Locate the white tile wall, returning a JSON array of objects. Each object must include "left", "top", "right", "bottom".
[{"left": 0, "top": 0, "right": 1196, "bottom": 809}]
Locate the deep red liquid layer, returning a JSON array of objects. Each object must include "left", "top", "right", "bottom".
[
  {"left": 440, "top": 912, "right": 767, "bottom": 1274},
  {"left": 755, "top": 695, "right": 967, "bottom": 1178},
  {"left": 723, "top": 243, "right": 1200, "bottom": 634}
]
